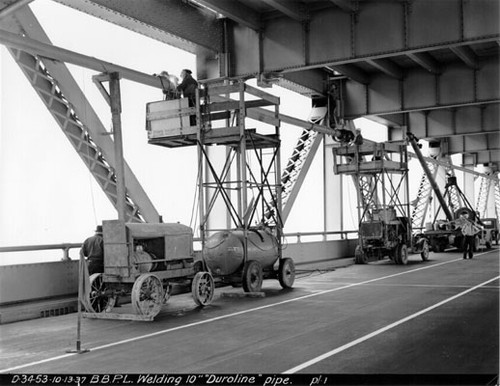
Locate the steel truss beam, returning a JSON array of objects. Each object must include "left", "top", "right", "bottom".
[
  {"left": 0, "top": 0, "right": 33, "bottom": 19},
  {"left": 408, "top": 104, "right": 499, "bottom": 139},
  {"left": 3, "top": 6, "right": 160, "bottom": 222},
  {"left": 261, "top": 0, "right": 306, "bottom": 22},
  {"left": 54, "top": 0, "right": 221, "bottom": 54},
  {"left": 448, "top": 134, "right": 500, "bottom": 164},
  {"left": 327, "top": 0, "right": 355, "bottom": 13},
  {"left": 192, "top": 0, "right": 262, "bottom": 31},
  {"left": 343, "top": 58, "right": 499, "bottom": 118},
  {"left": 229, "top": 0, "right": 499, "bottom": 77}
]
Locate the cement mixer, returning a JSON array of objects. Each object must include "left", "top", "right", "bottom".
[{"left": 203, "top": 228, "right": 295, "bottom": 292}]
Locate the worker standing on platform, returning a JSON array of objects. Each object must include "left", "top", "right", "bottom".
[
  {"left": 453, "top": 213, "right": 482, "bottom": 259},
  {"left": 177, "top": 69, "right": 198, "bottom": 103},
  {"left": 80, "top": 225, "right": 104, "bottom": 274},
  {"left": 177, "top": 69, "right": 198, "bottom": 126}
]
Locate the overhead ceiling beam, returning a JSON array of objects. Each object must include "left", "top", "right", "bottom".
[
  {"left": 448, "top": 133, "right": 499, "bottom": 155},
  {"left": 0, "top": 0, "right": 34, "bottom": 20},
  {"left": 344, "top": 57, "right": 499, "bottom": 118},
  {"left": 450, "top": 45, "right": 479, "bottom": 69},
  {"left": 407, "top": 52, "right": 441, "bottom": 74},
  {"left": 408, "top": 104, "right": 499, "bottom": 140},
  {"left": 54, "top": 0, "right": 221, "bottom": 53},
  {"left": 367, "top": 58, "right": 404, "bottom": 79},
  {"left": 368, "top": 114, "right": 405, "bottom": 129},
  {"left": 327, "top": 0, "right": 355, "bottom": 12},
  {"left": 280, "top": 69, "right": 326, "bottom": 96},
  {"left": 260, "top": 0, "right": 306, "bottom": 21},
  {"left": 332, "top": 64, "right": 370, "bottom": 84},
  {"left": 229, "top": 1, "right": 499, "bottom": 77},
  {"left": 194, "top": 0, "right": 262, "bottom": 31}
]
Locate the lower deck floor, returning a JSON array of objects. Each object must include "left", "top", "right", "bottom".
[{"left": 1, "top": 248, "right": 498, "bottom": 385}]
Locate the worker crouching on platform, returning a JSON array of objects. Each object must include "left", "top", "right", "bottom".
[{"left": 80, "top": 225, "right": 104, "bottom": 275}]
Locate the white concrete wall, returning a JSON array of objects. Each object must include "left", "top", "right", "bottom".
[{"left": 0, "top": 239, "right": 357, "bottom": 305}]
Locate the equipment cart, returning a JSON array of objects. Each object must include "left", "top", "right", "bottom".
[{"left": 83, "top": 220, "right": 214, "bottom": 320}]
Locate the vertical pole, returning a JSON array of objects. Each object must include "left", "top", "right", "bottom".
[
  {"left": 196, "top": 87, "right": 206, "bottom": 249},
  {"left": 403, "top": 142, "right": 411, "bottom": 245},
  {"left": 109, "top": 72, "right": 126, "bottom": 222},
  {"left": 66, "top": 253, "right": 89, "bottom": 354},
  {"left": 239, "top": 81, "right": 247, "bottom": 228},
  {"left": 274, "top": 103, "right": 283, "bottom": 259},
  {"left": 339, "top": 174, "right": 344, "bottom": 239},
  {"left": 238, "top": 82, "right": 248, "bottom": 262},
  {"left": 75, "top": 256, "right": 83, "bottom": 351}
]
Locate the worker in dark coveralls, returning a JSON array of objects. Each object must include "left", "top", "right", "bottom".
[
  {"left": 80, "top": 225, "right": 104, "bottom": 274},
  {"left": 177, "top": 69, "right": 198, "bottom": 125}
]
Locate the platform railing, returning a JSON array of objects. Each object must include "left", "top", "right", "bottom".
[{"left": 0, "top": 230, "right": 358, "bottom": 262}]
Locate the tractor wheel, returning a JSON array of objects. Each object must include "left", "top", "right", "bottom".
[
  {"left": 131, "top": 273, "right": 163, "bottom": 318},
  {"left": 86, "top": 273, "right": 116, "bottom": 313}
]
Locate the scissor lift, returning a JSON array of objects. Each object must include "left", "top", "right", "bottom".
[
  {"left": 146, "top": 81, "right": 293, "bottom": 290},
  {"left": 332, "top": 141, "right": 429, "bottom": 264}
]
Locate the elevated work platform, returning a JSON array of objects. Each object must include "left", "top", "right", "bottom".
[
  {"left": 146, "top": 82, "right": 280, "bottom": 149},
  {"left": 332, "top": 142, "right": 408, "bottom": 175}
]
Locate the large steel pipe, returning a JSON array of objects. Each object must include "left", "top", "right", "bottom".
[{"left": 0, "top": 28, "right": 165, "bottom": 89}]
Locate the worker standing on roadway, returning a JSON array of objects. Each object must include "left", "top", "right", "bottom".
[
  {"left": 177, "top": 69, "right": 198, "bottom": 126},
  {"left": 80, "top": 225, "right": 104, "bottom": 274},
  {"left": 452, "top": 213, "right": 482, "bottom": 259}
]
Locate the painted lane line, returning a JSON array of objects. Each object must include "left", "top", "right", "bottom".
[
  {"left": 0, "top": 257, "right": 474, "bottom": 373},
  {"left": 283, "top": 275, "right": 500, "bottom": 374}
]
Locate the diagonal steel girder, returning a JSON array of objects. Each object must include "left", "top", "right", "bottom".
[{"left": 3, "top": 6, "right": 160, "bottom": 223}]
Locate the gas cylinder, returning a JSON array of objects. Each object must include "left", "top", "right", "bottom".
[{"left": 203, "top": 229, "right": 279, "bottom": 276}]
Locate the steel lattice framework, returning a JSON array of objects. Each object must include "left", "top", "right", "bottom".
[
  {"left": 1, "top": 6, "right": 161, "bottom": 223},
  {"left": 8, "top": 47, "right": 144, "bottom": 222},
  {"left": 410, "top": 162, "right": 439, "bottom": 231}
]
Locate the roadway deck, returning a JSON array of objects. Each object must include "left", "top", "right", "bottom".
[{"left": 1, "top": 249, "right": 498, "bottom": 385}]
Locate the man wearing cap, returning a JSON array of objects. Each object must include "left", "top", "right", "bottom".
[
  {"left": 452, "top": 213, "right": 482, "bottom": 259},
  {"left": 80, "top": 225, "right": 104, "bottom": 274},
  {"left": 177, "top": 69, "right": 198, "bottom": 101},
  {"left": 177, "top": 69, "right": 198, "bottom": 125}
]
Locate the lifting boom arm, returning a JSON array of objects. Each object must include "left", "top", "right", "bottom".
[{"left": 407, "top": 132, "right": 454, "bottom": 222}]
